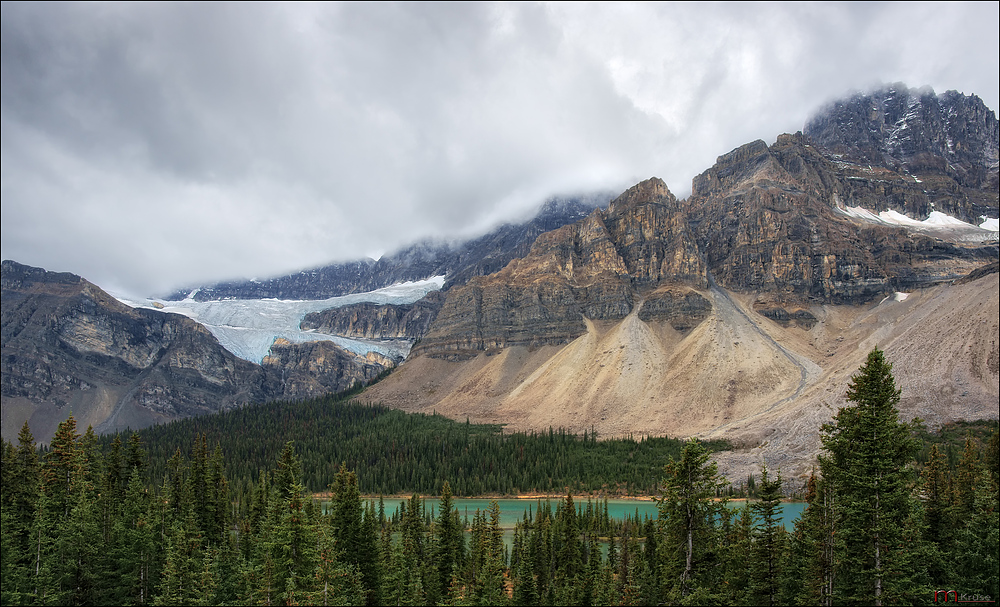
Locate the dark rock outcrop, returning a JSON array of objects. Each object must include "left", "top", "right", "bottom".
[
  {"left": 261, "top": 339, "right": 393, "bottom": 400},
  {"left": 300, "top": 292, "right": 445, "bottom": 340},
  {"left": 804, "top": 84, "right": 999, "bottom": 220},
  {"left": 637, "top": 287, "right": 713, "bottom": 332}
]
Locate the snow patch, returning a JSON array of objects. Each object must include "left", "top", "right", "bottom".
[
  {"left": 980, "top": 216, "right": 999, "bottom": 232},
  {"left": 837, "top": 206, "right": 997, "bottom": 241},
  {"left": 923, "top": 211, "right": 971, "bottom": 227},
  {"left": 894, "top": 292, "right": 909, "bottom": 302}
]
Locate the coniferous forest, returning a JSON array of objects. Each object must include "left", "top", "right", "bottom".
[{"left": 2, "top": 349, "right": 998, "bottom": 606}]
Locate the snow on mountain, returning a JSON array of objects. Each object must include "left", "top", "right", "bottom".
[
  {"left": 837, "top": 206, "right": 999, "bottom": 242},
  {"left": 116, "top": 276, "right": 445, "bottom": 363}
]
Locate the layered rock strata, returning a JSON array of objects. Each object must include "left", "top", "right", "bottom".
[
  {"left": 414, "top": 179, "right": 707, "bottom": 359},
  {"left": 300, "top": 292, "right": 444, "bottom": 340},
  {"left": 689, "top": 133, "right": 997, "bottom": 304}
]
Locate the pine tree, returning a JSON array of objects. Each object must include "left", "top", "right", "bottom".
[
  {"left": 119, "top": 467, "right": 156, "bottom": 606},
  {"left": 952, "top": 474, "right": 999, "bottom": 603},
  {"left": 330, "top": 463, "right": 380, "bottom": 605},
  {"left": 1, "top": 422, "right": 41, "bottom": 603},
  {"left": 4, "top": 422, "right": 40, "bottom": 544},
  {"left": 656, "top": 438, "right": 728, "bottom": 600},
  {"left": 748, "top": 465, "right": 785, "bottom": 607},
  {"left": 819, "top": 347, "right": 920, "bottom": 606},
  {"left": 271, "top": 482, "right": 317, "bottom": 604},
  {"left": 781, "top": 469, "right": 835, "bottom": 606},
  {"left": 44, "top": 414, "right": 82, "bottom": 519},
  {"left": 433, "top": 480, "right": 464, "bottom": 601}
]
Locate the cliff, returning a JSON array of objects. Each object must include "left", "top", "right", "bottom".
[
  {"left": 0, "top": 261, "right": 395, "bottom": 442},
  {"left": 689, "top": 133, "right": 996, "bottom": 304},
  {"left": 300, "top": 292, "right": 444, "bottom": 340},
  {"left": 413, "top": 179, "right": 709, "bottom": 359}
]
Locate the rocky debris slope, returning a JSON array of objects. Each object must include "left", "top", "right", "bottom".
[
  {"left": 708, "top": 266, "right": 999, "bottom": 483},
  {"left": 365, "top": 262, "right": 998, "bottom": 482}
]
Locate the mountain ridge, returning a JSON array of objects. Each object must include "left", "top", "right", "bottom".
[{"left": 3, "top": 85, "right": 998, "bottom": 470}]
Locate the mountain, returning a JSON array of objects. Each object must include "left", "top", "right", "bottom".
[
  {"left": 162, "top": 194, "right": 609, "bottom": 301},
  {"left": 690, "top": 132, "right": 996, "bottom": 303},
  {"left": 362, "top": 86, "right": 999, "bottom": 481},
  {"left": 0, "top": 260, "right": 396, "bottom": 442},
  {"left": 3, "top": 85, "right": 997, "bottom": 476},
  {"left": 412, "top": 178, "right": 708, "bottom": 359},
  {"left": 804, "top": 84, "right": 998, "bottom": 210}
]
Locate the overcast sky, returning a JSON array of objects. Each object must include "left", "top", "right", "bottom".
[{"left": 3, "top": 2, "right": 998, "bottom": 297}]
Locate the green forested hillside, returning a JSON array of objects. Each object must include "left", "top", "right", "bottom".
[
  {"left": 2, "top": 349, "right": 997, "bottom": 606},
  {"left": 95, "top": 388, "right": 728, "bottom": 497}
]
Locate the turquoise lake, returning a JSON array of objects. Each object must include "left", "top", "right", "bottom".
[{"left": 373, "top": 497, "right": 806, "bottom": 531}]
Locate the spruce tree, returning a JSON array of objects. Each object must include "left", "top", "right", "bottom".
[
  {"left": 330, "top": 463, "right": 380, "bottom": 605},
  {"left": 656, "top": 438, "right": 728, "bottom": 600},
  {"left": 749, "top": 465, "right": 785, "bottom": 607},
  {"left": 433, "top": 480, "right": 464, "bottom": 601},
  {"left": 819, "top": 347, "right": 920, "bottom": 606}
]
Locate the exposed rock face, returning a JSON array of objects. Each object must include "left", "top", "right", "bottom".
[
  {"left": 261, "top": 339, "right": 393, "bottom": 400},
  {"left": 0, "top": 261, "right": 395, "bottom": 442},
  {"left": 605, "top": 179, "right": 707, "bottom": 287},
  {"left": 637, "top": 286, "right": 713, "bottom": 332},
  {"left": 300, "top": 292, "right": 444, "bottom": 340},
  {"left": 7, "top": 85, "right": 998, "bottom": 473},
  {"left": 1, "top": 260, "right": 276, "bottom": 441},
  {"left": 689, "top": 133, "right": 997, "bottom": 304},
  {"left": 414, "top": 179, "right": 707, "bottom": 359},
  {"left": 804, "top": 85, "right": 999, "bottom": 220},
  {"left": 164, "top": 195, "right": 607, "bottom": 301}
]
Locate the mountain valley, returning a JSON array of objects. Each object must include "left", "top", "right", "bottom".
[{"left": 3, "top": 84, "right": 998, "bottom": 482}]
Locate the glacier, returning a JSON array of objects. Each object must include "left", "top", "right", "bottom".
[{"left": 116, "top": 276, "right": 445, "bottom": 363}]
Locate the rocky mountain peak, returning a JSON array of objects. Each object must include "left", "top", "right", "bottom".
[
  {"left": 1, "top": 259, "right": 85, "bottom": 295},
  {"left": 606, "top": 177, "right": 677, "bottom": 216},
  {"left": 690, "top": 140, "right": 784, "bottom": 198},
  {"left": 804, "top": 84, "right": 999, "bottom": 194}
]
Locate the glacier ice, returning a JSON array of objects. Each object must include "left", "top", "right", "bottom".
[{"left": 116, "top": 276, "right": 445, "bottom": 363}]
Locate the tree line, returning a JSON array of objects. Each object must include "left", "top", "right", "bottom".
[
  {"left": 91, "top": 390, "right": 729, "bottom": 497},
  {"left": 2, "top": 348, "right": 997, "bottom": 606}
]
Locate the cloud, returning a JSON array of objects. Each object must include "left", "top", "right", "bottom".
[{"left": 2, "top": 2, "right": 997, "bottom": 296}]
